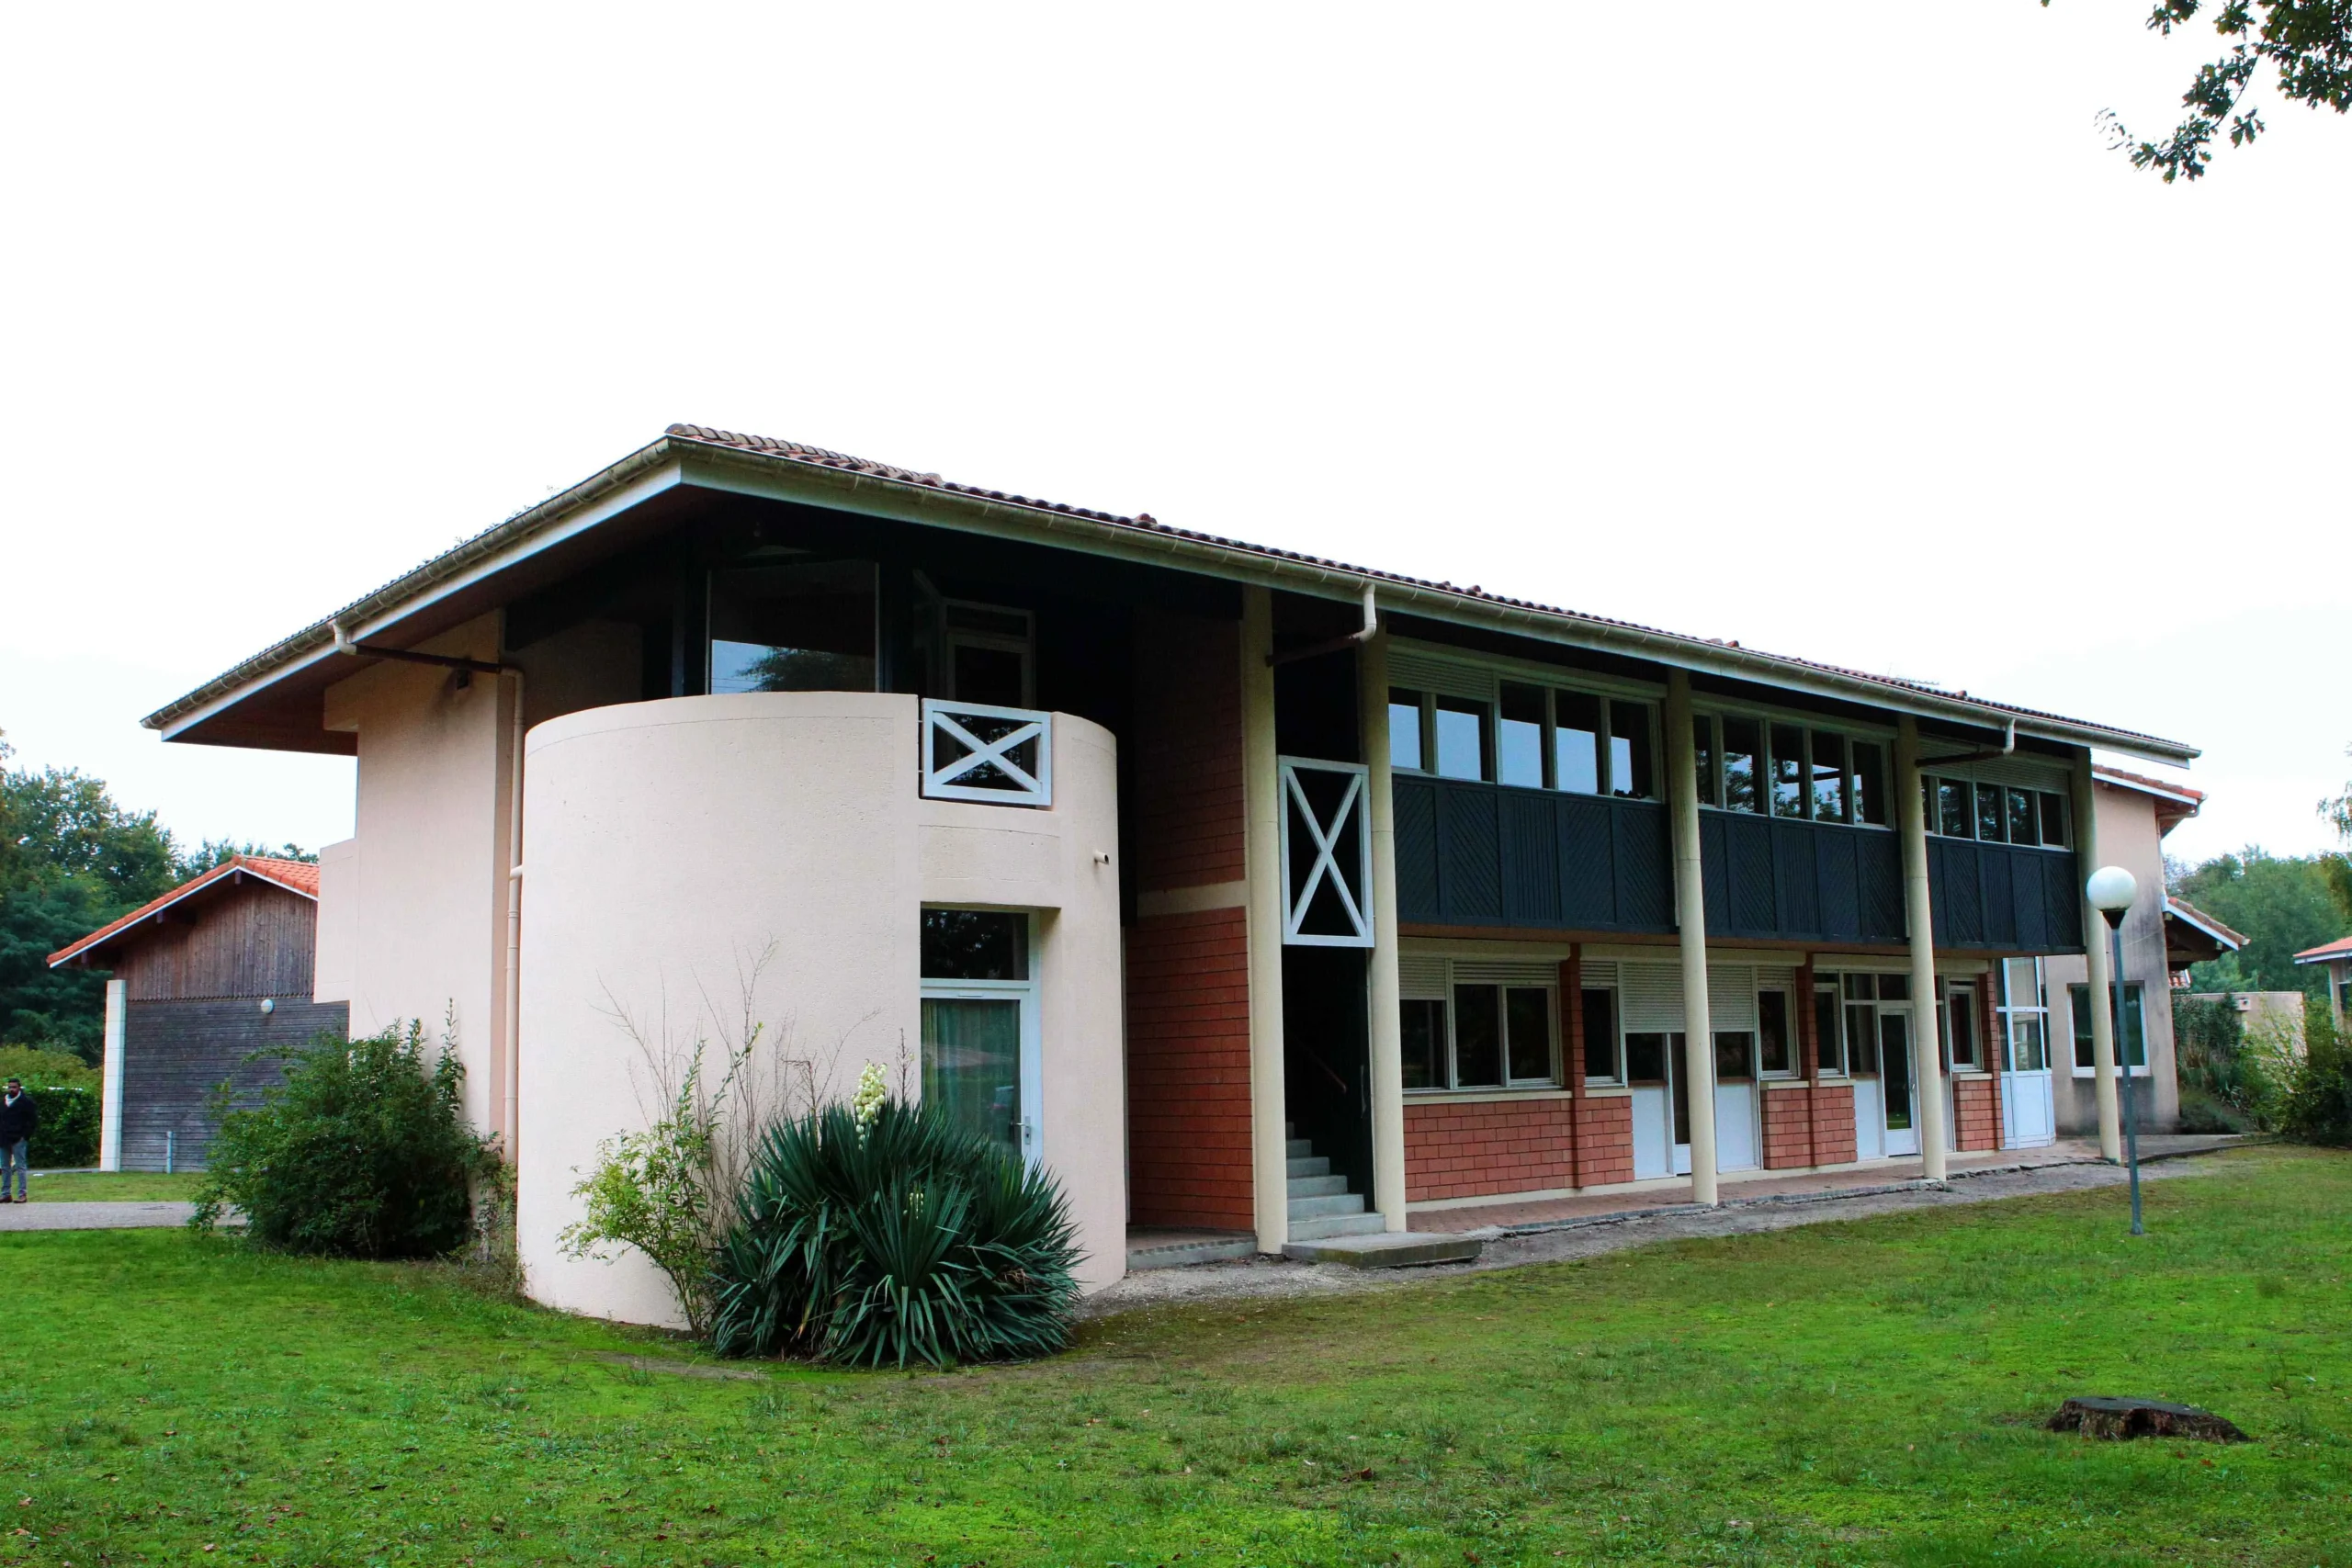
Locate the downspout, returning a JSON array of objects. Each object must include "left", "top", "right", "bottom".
[
  {"left": 1928, "top": 716, "right": 2017, "bottom": 767},
  {"left": 1268, "top": 582, "right": 1379, "bottom": 667}
]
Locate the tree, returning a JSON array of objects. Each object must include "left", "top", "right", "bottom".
[
  {"left": 2058, "top": 1, "right": 2352, "bottom": 181},
  {"left": 2322, "top": 746, "right": 2352, "bottom": 924},
  {"left": 2171, "top": 846, "right": 2344, "bottom": 998}
]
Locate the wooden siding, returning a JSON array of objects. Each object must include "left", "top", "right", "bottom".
[
  {"left": 1699, "top": 814, "right": 1906, "bottom": 945},
  {"left": 1928, "top": 839, "right": 2084, "bottom": 953},
  {"left": 118, "top": 998, "right": 347, "bottom": 1170},
  {"left": 114, "top": 881, "right": 319, "bottom": 1001},
  {"left": 1395, "top": 778, "right": 1673, "bottom": 934}
]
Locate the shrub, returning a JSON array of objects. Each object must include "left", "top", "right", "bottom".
[
  {"left": 2281, "top": 1002, "right": 2352, "bottom": 1148},
  {"left": 709, "top": 1089, "right": 1080, "bottom": 1369},
  {"left": 2171, "top": 993, "right": 2282, "bottom": 1127},
  {"left": 190, "top": 1021, "right": 494, "bottom": 1258},
  {"left": 0, "top": 1044, "right": 97, "bottom": 1092},
  {"left": 23, "top": 1085, "right": 98, "bottom": 1167}
]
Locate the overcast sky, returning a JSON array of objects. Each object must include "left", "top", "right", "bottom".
[{"left": 2, "top": 5, "right": 2344, "bottom": 869}]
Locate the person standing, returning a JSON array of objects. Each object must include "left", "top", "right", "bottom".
[{"left": 0, "top": 1079, "right": 36, "bottom": 1202}]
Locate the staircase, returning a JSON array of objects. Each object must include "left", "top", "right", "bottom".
[{"left": 1285, "top": 1123, "right": 1386, "bottom": 1241}]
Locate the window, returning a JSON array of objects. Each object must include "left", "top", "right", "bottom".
[
  {"left": 1581, "top": 987, "right": 1620, "bottom": 1083},
  {"left": 2070, "top": 982, "right": 2148, "bottom": 1075},
  {"left": 2007, "top": 787, "right": 2039, "bottom": 847},
  {"left": 1722, "top": 716, "right": 1762, "bottom": 814},
  {"left": 1434, "top": 696, "right": 1488, "bottom": 782},
  {"left": 2038, "top": 791, "right": 2070, "bottom": 848},
  {"left": 1998, "top": 957, "right": 2048, "bottom": 1073},
  {"left": 1402, "top": 998, "right": 1446, "bottom": 1089},
  {"left": 1389, "top": 688, "right": 1427, "bottom": 773},
  {"left": 1692, "top": 716, "right": 1719, "bottom": 807},
  {"left": 1811, "top": 732, "right": 1847, "bottom": 823},
  {"left": 1610, "top": 702, "right": 1655, "bottom": 799},
  {"left": 1498, "top": 683, "right": 1545, "bottom": 788},
  {"left": 1936, "top": 777, "right": 1973, "bottom": 839},
  {"left": 1941, "top": 981, "right": 1980, "bottom": 1070},
  {"left": 1714, "top": 1031, "right": 1756, "bottom": 1080},
  {"left": 1624, "top": 1032, "right": 1669, "bottom": 1082},
  {"left": 1975, "top": 784, "right": 2007, "bottom": 843},
  {"left": 707, "top": 559, "right": 877, "bottom": 694},
  {"left": 1852, "top": 741, "right": 1888, "bottom": 825},
  {"left": 1401, "top": 962, "right": 1560, "bottom": 1090},
  {"left": 1769, "top": 723, "right": 1807, "bottom": 818},
  {"left": 1758, "top": 989, "right": 1793, "bottom": 1076},
  {"left": 920, "top": 908, "right": 1035, "bottom": 1159},
  {"left": 942, "top": 601, "right": 1035, "bottom": 707},
  {"left": 1557, "top": 692, "right": 1603, "bottom": 795},
  {"left": 1813, "top": 984, "right": 1845, "bottom": 1075}
]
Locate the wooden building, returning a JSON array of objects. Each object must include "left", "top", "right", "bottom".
[{"left": 48, "top": 856, "right": 345, "bottom": 1171}]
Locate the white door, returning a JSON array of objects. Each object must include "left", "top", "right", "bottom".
[
  {"left": 1713, "top": 1031, "right": 1759, "bottom": 1172},
  {"left": 1853, "top": 1077, "right": 1885, "bottom": 1160},
  {"left": 1632, "top": 1085, "right": 1670, "bottom": 1179},
  {"left": 2001, "top": 1014, "right": 2055, "bottom": 1147}
]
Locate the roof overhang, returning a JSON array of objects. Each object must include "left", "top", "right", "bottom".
[
  {"left": 49, "top": 858, "right": 319, "bottom": 970},
  {"left": 144, "top": 428, "right": 2203, "bottom": 766},
  {"left": 2163, "top": 896, "right": 2245, "bottom": 968}
]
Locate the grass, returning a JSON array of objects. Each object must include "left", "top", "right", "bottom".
[
  {"left": 23, "top": 1170, "right": 202, "bottom": 1202},
  {"left": 3, "top": 1147, "right": 2347, "bottom": 1566}
]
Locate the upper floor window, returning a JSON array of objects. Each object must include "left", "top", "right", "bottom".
[
  {"left": 1695, "top": 715, "right": 1889, "bottom": 827},
  {"left": 708, "top": 560, "right": 877, "bottom": 694},
  {"left": 1392, "top": 682, "right": 1655, "bottom": 799},
  {"left": 1922, "top": 776, "right": 2070, "bottom": 849}
]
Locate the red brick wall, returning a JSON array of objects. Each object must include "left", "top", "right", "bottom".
[
  {"left": 1809, "top": 1082, "right": 1858, "bottom": 1166},
  {"left": 1761, "top": 1088, "right": 1815, "bottom": 1169},
  {"left": 1953, "top": 1075, "right": 2001, "bottom": 1152},
  {"left": 1125, "top": 908, "right": 1253, "bottom": 1227},
  {"left": 1128, "top": 610, "right": 1244, "bottom": 892},
  {"left": 1404, "top": 1097, "right": 1575, "bottom": 1202},
  {"left": 1574, "top": 1095, "right": 1634, "bottom": 1187}
]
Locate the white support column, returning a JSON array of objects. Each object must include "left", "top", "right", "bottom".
[
  {"left": 99, "top": 977, "right": 127, "bottom": 1172},
  {"left": 2072, "top": 750, "right": 2122, "bottom": 1161},
  {"left": 1239, "top": 586, "right": 1290, "bottom": 1251},
  {"left": 1663, "top": 672, "right": 1719, "bottom": 1205},
  {"left": 1359, "top": 626, "right": 1407, "bottom": 1232},
  {"left": 1895, "top": 717, "right": 1951, "bottom": 1181}
]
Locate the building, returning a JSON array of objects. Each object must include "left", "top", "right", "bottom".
[
  {"left": 46, "top": 855, "right": 345, "bottom": 1171},
  {"left": 140, "top": 425, "right": 2195, "bottom": 1324},
  {"left": 2297, "top": 936, "right": 2352, "bottom": 1029}
]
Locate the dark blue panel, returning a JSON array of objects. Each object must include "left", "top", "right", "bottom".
[
  {"left": 1858, "top": 830, "right": 1905, "bottom": 941},
  {"left": 2046, "top": 850, "right": 2084, "bottom": 950},
  {"left": 1727, "top": 816, "right": 1777, "bottom": 936},
  {"left": 1558, "top": 795, "right": 1617, "bottom": 928},
  {"left": 1438, "top": 785, "right": 1502, "bottom": 924},
  {"left": 1815, "top": 828, "right": 1860, "bottom": 940},
  {"left": 1499, "top": 789, "right": 1560, "bottom": 927},
  {"left": 1935, "top": 840, "right": 1987, "bottom": 947},
  {"left": 1700, "top": 814, "right": 1731, "bottom": 936},
  {"left": 2011, "top": 849, "right": 2048, "bottom": 951},
  {"left": 1980, "top": 846, "right": 2017, "bottom": 949},
  {"left": 1613, "top": 802, "right": 1674, "bottom": 931},
  {"left": 1394, "top": 776, "right": 1440, "bottom": 922},
  {"left": 1772, "top": 821, "right": 1820, "bottom": 937}
]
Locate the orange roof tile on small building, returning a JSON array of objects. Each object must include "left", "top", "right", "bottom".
[
  {"left": 2296, "top": 935, "right": 2352, "bottom": 964},
  {"left": 2164, "top": 895, "right": 2246, "bottom": 953},
  {"left": 48, "top": 855, "right": 321, "bottom": 970}
]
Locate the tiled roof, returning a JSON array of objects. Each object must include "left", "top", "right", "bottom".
[
  {"left": 2296, "top": 934, "right": 2352, "bottom": 964},
  {"left": 2164, "top": 895, "right": 2246, "bottom": 952},
  {"left": 141, "top": 423, "right": 2198, "bottom": 760},
  {"left": 47, "top": 855, "right": 321, "bottom": 969},
  {"left": 2093, "top": 764, "right": 2206, "bottom": 805}
]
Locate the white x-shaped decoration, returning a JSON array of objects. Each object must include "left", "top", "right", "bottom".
[
  {"left": 922, "top": 700, "right": 1053, "bottom": 807},
  {"left": 1280, "top": 760, "right": 1372, "bottom": 946}
]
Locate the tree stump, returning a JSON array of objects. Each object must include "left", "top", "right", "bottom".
[{"left": 2046, "top": 1396, "right": 2248, "bottom": 1442}]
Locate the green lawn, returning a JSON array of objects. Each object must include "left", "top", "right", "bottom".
[
  {"left": 4, "top": 1148, "right": 2347, "bottom": 1566},
  {"left": 23, "top": 1170, "right": 202, "bottom": 1202}
]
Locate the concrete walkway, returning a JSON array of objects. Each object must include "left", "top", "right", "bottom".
[{"left": 0, "top": 1201, "right": 197, "bottom": 1233}]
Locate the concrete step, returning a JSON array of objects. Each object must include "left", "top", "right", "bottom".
[
  {"left": 1286, "top": 1173, "right": 1349, "bottom": 1199},
  {"left": 1283, "top": 1231, "right": 1484, "bottom": 1269},
  {"left": 1287, "top": 1191, "right": 1366, "bottom": 1220},
  {"left": 1127, "top": 1233, "right": 1259, "bottom": 1271},
  {"left": 1285, "top": 1155, "right": 1330, "bottom": 1179},
  {"left": 1287, "top": 1211, "right": 1388, "bottom": 1241},
  {"left": 1283, "top": 1138, "right": 1312, "bottom": 1158}
]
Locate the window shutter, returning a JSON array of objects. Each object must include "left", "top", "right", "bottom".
[
  {"left": 1708, "top": 965, "right": 1757, "bottom": 1031},
  {"left": 1386, "top": 649, "right": 1496, "bottom": 702},
  {"left": 1621, "top": 963, "right": 1683, "bottom": 1031},
  {"left": 1453, "top": 960, "right": 1559, "bottom": 988},
  {"left": 1398, "top": 953, "right": 1448, "bottom": 999}
]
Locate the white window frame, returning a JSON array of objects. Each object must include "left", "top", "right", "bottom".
[
  {"left": 2067, "top": 980, "right": 2152, "bottom": 1078},
  {"left": 1399, "top": 957, "right": 1562, "bottom": 1093},
  {"left": 1756, "top": 984, "right": 1802, "bottom": 1079},
  {"left": 1938, "top": 978, "right": 1984, "bottom": 1073},
  {"left": 1812, "top": 980, "right": 1849, "bottom": 1077},
  {"left": 1996, "top": 957, "right": 2052, "bottom": 1074},
  {"left": 1277, "top": 757, "right": 1373, "bottom": 947},
  {"left": 1692, "top": 711, "right": 1896, "bottom": 830},
  {"left": 1580, "top": 980, "right": 1624, "bottom": 1087},
  {"left": 940, "top": 599, "right": 1036, "bottom": 707},
  {"left": 921, "top": 698, "right": 1054, "bottom": 807},
  {"left": 918, "top": 908, "right": 1043, "bottom": 1168}
]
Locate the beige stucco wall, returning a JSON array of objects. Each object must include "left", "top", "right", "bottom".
[
  {"left": 312, "top": 837, "right": 358, "bottom": 1005},
  {"left": 514, "top": 692, "right": 1126, "bottom": 1329},
  {"left": 2045, "top": 780, "right": 2179, "bottom": 1133},
  {"left": 321, "top": 615, "right": 515, "bottom": 1135}
]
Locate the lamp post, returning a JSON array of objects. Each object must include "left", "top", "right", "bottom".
[{"left": 2086, "top": 864, "right": 2143, "bottom": 1236}]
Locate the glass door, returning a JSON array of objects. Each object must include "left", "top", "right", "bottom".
[
  {"left": 1880, "top": 1008, "right": 1918, "bottom": 1156},
  {"left": 1999, "top": 958, "right": 2055, "bottom": 1146},
  {"left": 920, "top": 909, "right": 1041, "bottom": 1167}
]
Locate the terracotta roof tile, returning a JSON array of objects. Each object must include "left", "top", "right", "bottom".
[
  {"left": 47, "top": 855, "right": 321, "bottom": 969},
  {"left": 2296, "top": 934, "right": 2352, "bottom": 964}
]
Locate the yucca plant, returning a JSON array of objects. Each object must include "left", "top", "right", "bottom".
[{"left": 707, "top": 1096, "right": 1080, "bottom": 1369}]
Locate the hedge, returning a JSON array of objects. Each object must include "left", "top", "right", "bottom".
[{"left": 17, "top": 1085, "right": 100, "bottom": 1168}]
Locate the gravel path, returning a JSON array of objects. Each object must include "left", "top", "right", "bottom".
[
  {"left": 0, "top": 1201, "right": 197, "bottom": 1233},
  {"left": 1080, "top": 1154, "right": 2214, "bottom": 1317}
]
